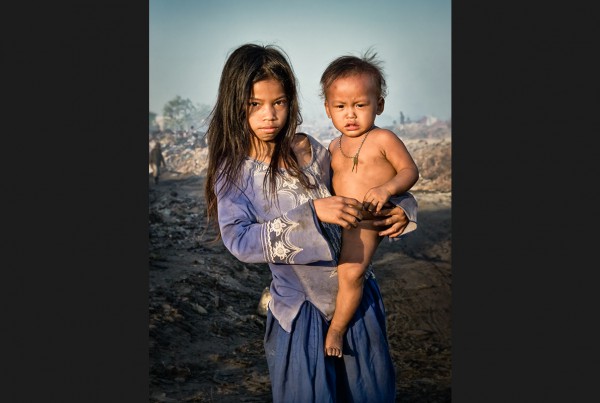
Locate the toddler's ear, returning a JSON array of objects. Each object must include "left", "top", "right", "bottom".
[
  {"left": 324, "top": 102, "right": 332, "bottom": 118},
  {"left": 377, "top": 97, "right": 385, "bottom": 115}
]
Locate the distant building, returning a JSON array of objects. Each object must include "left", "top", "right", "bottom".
[{"left": 417, "top": 115, "right": 438, "bottom": 126}]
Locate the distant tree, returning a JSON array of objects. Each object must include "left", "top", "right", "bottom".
[
  {"left": 162, "top": 96, "right": 213, "bottom": 132},
  {"left": 400, "top": 111, "right": 405, "bottom": 125},
  {"left": 192, "top": 104, "right": 212, "bottom": 129},
  {"left": 162, "top": 96, "right": 197, "bottom": 132},
  {"left": 149, "top": 111, "right": 159, "bottom": 132}
]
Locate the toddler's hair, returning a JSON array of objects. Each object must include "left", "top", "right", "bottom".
[{"left": 319, "top": 48, "right": 387, "bottom": 100}]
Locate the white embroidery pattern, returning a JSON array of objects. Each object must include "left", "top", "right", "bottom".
[
  {"left": 265, "top": 214, "right": 303, "bottom": 263},
  {"left": 270, "top": 218, "right": 286, "bottom": 236}
]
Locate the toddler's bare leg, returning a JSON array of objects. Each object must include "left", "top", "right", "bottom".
[{"left": 325, "top": 223, "right": 382, "bottom": 357}]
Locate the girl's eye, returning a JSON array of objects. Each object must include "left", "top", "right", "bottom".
[
  {"left": 249, "top": 101, "right": 259, "bottom": 107},
  {"left": 275, "top": 99, "right": 288, "bottom": 106}
]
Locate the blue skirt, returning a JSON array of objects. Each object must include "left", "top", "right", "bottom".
[{"left": 264, "top": 278, "right": 396, "bottom": 403}]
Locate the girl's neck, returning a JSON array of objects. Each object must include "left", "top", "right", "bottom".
[{"left": 249, "top": 141, "right": 275, "bottom": 165}]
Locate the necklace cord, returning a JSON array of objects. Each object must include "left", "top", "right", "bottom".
[{"left": 338, "top": 126, "right": 374, "bottom": 172}]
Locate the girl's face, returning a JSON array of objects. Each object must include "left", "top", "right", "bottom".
[
  {"left": 247, "top": 78, "right": 289, "bottom": 146},
  {"left": 324, "top": 73, "right": 384, "bottom": 138}
]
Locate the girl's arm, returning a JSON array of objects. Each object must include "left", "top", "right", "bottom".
[
  {"left": 217, "top": 185, "right": 334, "bottom": 265},
  {"left": 216, "top": 177, "right": 362, "bottom": 265}
]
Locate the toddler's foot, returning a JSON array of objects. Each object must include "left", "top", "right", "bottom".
[{"left": 325, "top": 329, "right": 343, "bottom": 358}]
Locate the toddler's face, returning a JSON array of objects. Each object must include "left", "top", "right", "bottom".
[{"left": 324, "top": 73, "right": 383, "bottom": 138}]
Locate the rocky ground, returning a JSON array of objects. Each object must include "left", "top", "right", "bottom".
[{"left": 149, "top": 170, "right": 451, "bottom": 402}]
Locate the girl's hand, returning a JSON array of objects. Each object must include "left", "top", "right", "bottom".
[
  {"left": 313, "top": 196, "right": 363, "bottom": 230},
  {"left": 372, "top": 204, "right": 409, "bottom": 238}
]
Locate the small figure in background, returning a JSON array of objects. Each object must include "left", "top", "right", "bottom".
[{"left": 149, "top": 142, "right": 166, "bottom": 184}]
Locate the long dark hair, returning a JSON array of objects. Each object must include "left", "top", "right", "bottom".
[{"left": 204, "top": 43, "right": 313, "bottom": 239}]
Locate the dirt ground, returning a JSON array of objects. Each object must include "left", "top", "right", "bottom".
[{"left": 149, "top": 171, "right": 451, "bottom": 402}]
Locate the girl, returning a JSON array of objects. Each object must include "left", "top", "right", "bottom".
[{"left": 204, "top": 43, "right": 417, "bottom": 403}]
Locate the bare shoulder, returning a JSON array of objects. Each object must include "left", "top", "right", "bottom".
[
  {"left": 328, "top": 135, "right": 341, "bottom": 152},
  {"left": 293, "top": 132, "right": 311, "bottom": 151},
  {"left": 293, "top": 133, "right": 313, "bottom": 166},
  {"left": 371, "top": 127, "right": 406, "bottom": 146},
  {"left": 372, "top": 127, "right": 400, "bottom": 139}
]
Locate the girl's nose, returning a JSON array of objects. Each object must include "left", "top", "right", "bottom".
[{"left": 263, "top": 105, "right": 276, "bottom": 120}]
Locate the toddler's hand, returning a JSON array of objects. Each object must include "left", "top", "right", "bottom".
[{"left": 362, "top": 186, "right": 392, "bottom": 213}]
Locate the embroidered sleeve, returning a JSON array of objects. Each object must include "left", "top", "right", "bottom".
[{"left": 216, "top": 180, "right": 336, "bottom": 265}]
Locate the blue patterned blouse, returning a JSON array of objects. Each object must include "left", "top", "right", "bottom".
[{"left": 215, "top": 135, "right": 417, "bottom": 332}]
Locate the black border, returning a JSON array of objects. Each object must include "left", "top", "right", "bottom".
[
  {"left": 453, "top": 2, "right": 598, "bottom": 402},
  {"left": 6, "top": 3, "right": 149, "bottom": 402}
]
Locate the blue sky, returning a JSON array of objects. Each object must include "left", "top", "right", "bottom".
[{"left": 149, "top": 0, "right": 451, "bottom": 126}]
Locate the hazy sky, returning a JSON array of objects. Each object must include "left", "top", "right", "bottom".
[{"left": 149, "top": 0, "right": 451, "bottom": 126}]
